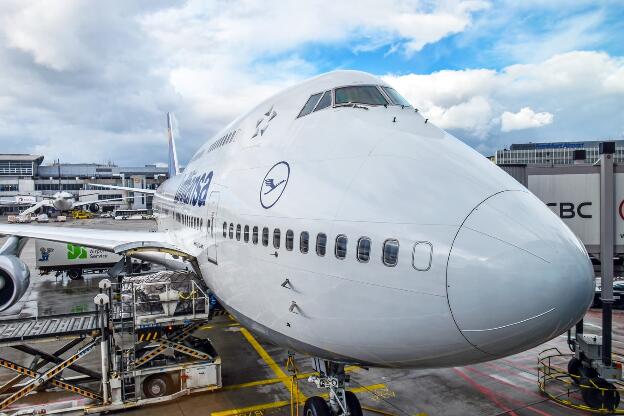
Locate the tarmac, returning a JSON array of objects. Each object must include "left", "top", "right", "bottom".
[{"left": 0, "top": 217, "right": 622, "bottom": 416}]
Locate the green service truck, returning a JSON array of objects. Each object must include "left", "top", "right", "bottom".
[{"left": 35, "top": 240, "right": 149, "bottom": 279}]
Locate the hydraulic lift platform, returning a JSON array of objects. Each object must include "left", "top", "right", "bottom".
[{"left": 0, "top": 270, "right": 222, "bottom": 415}]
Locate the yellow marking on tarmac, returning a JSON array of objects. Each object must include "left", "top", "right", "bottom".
[
  {"left": 200, "top": 322, "right": 241, "bottom": 330},
  {"left": 221, "top": 366, "right": 359, "bottom": 391},
  {"left": 221, "top": 373, "right": 313, "bottom": 391},
  {"left": 211, "top": 400, "right": 290, "bottom": 416},
  {"left": 318, "top": 383, "right": 387, "bottom": 399},
  {"left": 239, "top": 327, "right": 306, "bottom": 402},
  {"left": 213, "top": 384, "right": 389, "bottom": 416}
]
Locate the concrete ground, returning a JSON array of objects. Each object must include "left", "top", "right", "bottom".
[{"left": 0, "top": 217, "right": 622, "bottom": 416}]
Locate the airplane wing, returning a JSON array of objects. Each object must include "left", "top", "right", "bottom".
[
  {"left": 87, "top": 183, "right": 157, "bottom": 195},
  {"left": 0, "top": 224, "right": 187, "bottom": 258},
  {"left": 72, "top": 196, "right": 134, "bottom": 208}
]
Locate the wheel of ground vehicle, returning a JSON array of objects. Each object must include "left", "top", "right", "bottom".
[
  {"left": 344, "top": 391, "right": 362, "bottom": 416},
  {"left": 581, "top": 376, "right": 620, "bottom": 411},
  {"left": 304, "top": 396, "right": 331, "bottom": 416},
  {"left": 568, "top": 357, "right": 599, "bottom": 385},
  {"left": 142, "top": 374, "right": 172, "bottom": 398},
  {"left": 67, "top": 268, "right": 83, "bottom": 280}
]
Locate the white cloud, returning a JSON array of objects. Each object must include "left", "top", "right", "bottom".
[
  {"left": 0, "top": 1, "right": 621, "bottom": 164},
  {"left": 0, "top": 0, "right": 487, "bottom": 165},
  {"left": 427, "top": 96, "right": 494, "bottom": 136},
  {"left": 383, "top": 51, "right": 624, "bottom": 149},
  {"left": 500, "top": 107, "right": 553, "bottom": 132}
]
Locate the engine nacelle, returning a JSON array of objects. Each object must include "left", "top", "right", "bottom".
[
  {"left": 89, "top": 203, "right": 100, "bottom": 213},
  {"left": 0, "top": 255, "right": 30, "bottom": 312}
]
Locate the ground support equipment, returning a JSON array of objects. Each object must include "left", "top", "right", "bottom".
[{"left": 0, "top": 270, "right": 221, "bottom": 415}]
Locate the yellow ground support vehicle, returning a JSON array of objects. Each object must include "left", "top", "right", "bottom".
[{"left": 71, "top": 210, "right": 94, "bottom": 219}]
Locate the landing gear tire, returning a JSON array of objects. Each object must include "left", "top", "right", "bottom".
[
  {"left": 142, "top": 374, "right": 172, "bottom": 398},
  {"left": 568, "top": 357, "right": 582, "bottom": 385},
  {"left": 568, "top": 358, "right": 598, "bottom": 385},
  {"left": 304, "top": 396, "right": 331, "bottom": 416},
  {"left": 581, "top": 377, "right": 620, "bottom": 411},
  {"left": 344, "top": 391, "right": 362, "bottom": 416},
  {"left": 67, "top": 269, "right": 83, "bottom": 280}
]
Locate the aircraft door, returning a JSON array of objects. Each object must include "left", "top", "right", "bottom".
[{"left": 206, "top": 191, "right": 220, "bottom": 264}]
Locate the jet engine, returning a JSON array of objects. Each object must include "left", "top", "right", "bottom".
[
  {"left": 89, "top": 203, "right": 100, "bottom": 213},
  {"left": 0, "top": 255, "right": 30, "bottom": 312}
]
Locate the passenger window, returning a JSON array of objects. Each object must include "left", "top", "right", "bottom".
[
  {"left": 223, "top": 222, "right": 227, "bottom": 237},
  {"left": 335, "top": 235, "right": 347, "bottom": 259},
  {"left": 298, "top": 92, "right": 323, "bottom": 118},
  {"left": 253, "top": 226, "right": 259, "bottom": 244},
  {"left": 229, "top": 223, "right": 234, "bottom": 239},
  {"left": 285, "top": 230, "right": 294, "bottom": 251},
  {"left": 357, "top": 237, "right": 371, "bottom": 263},
  {"left": 300, "top": 231, "right": 309, "bottom": 254},
  {"left": 412, "top": 241, "right": 433, "bottom": 271},
  {"left": 383, "top": 239, "right": 400, "bottom": 267},
  {"left": 316, "top": 233, "right": 327, "bottom": 257},
  {"left": 262, "top": 227, "right": 269, "bottom": 246},
  {"left": 273, "top": 229, "right": 281, "bottom": 249},
  {"left": 244, "top": 225, "right": 250, "bottom": 243},
  {"left": 236, "top": 224, "right": 241, "bottom": 241},
  {"left": 314, "top": 91, "right": 331, "bottom": 112}
]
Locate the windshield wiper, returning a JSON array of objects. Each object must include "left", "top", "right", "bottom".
[{"left": 334, "top": 103, "right": 369, "bottom": 110}]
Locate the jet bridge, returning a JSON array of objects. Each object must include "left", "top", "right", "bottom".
[{"left": 0, "top": 270, "right": 222, "bottom": 415}]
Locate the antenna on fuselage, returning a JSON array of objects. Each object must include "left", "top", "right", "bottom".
[{"left": 166, "top": 112, "right": 180, "bottom": 178}]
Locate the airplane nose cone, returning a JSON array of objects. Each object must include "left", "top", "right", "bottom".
[{"left": 447, "top": 190, "right": 594, "bottom": 357}]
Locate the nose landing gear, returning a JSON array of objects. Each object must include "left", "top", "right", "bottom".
[{"left": 305, "top": 359, "right": 362, "bottom": 416}]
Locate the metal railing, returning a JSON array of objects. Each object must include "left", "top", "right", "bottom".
[{"left": 538, "top": 348, "right": 623, "bottom": 413}]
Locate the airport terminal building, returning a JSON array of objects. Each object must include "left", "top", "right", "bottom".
[
  {"left": 0, "top": 154, "right": 168, "bottom": 214},
  {"left": 495, "top": 140, "right": 624, "bottom": 165}
]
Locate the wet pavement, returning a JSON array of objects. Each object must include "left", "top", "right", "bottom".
[{"left": 0, "top": 217, "right": 622, "bottom": 415}]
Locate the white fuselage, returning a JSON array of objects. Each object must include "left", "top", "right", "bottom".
[
  {"left": 52, "top": 192, "right": 75, "bottom": 211},
  {"left": 149, "top": 71, "right": 594, "bottom": 368}
]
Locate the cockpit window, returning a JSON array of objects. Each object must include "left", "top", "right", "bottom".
[
  {"left": 335, "top": 86, "right": 387, "bottom": 106},
  {"left": 298, "top": 92, "right": 323, "bottom": 118},
  {"left": 381, "top": 86, "right": 411, "bottom": 107},
  {"left": 314, "top": 91, "right": 332, "bottom": 112}
]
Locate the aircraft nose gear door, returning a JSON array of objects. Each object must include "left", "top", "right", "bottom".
[{"left": 206, "top": 191, "right": 220, "bottom": 265}]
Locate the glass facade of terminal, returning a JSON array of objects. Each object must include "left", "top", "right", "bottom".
[
  {"left": 0, "top": 161, "right": 34, "bottom": 176},
  {"left": 496, "top": 141, "right": 624, "bottom": 165}
]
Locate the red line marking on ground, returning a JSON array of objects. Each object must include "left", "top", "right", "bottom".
[
  {"left": 500, "top": 357, "right": 538, "bottom": 373},
  {"left": 453, "top": 367, "right": 519, "bottom": 416},
  {"left": 464, "top": 366, "right": 554, "bottom": 416},
  {"left": 484, "top": 363, "right": 545, "bottom": 397}
]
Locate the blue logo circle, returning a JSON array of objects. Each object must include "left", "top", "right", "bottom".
[{"left": 260, "top": 161, "right": 290, "bottom": 209}]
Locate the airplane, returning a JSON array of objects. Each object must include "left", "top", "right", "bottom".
[
  {"left": 0, "top": 72, "right": 595, "bottom": 415},
  {"left": 0, "top": 191, "right": 133, "bottom": 217}
]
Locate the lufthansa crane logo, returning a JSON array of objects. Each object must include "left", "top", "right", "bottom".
[{"left": 260, "top": 161, "right": 290, "bottom": 209}]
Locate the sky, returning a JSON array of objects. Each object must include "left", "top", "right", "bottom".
[{"left": 0, "top": 0, "right": 623, "bottom": 166}]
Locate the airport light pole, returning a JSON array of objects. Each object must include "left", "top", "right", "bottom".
[{"left": 599, "top": 141, "right": 615, "bottom": 367}]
